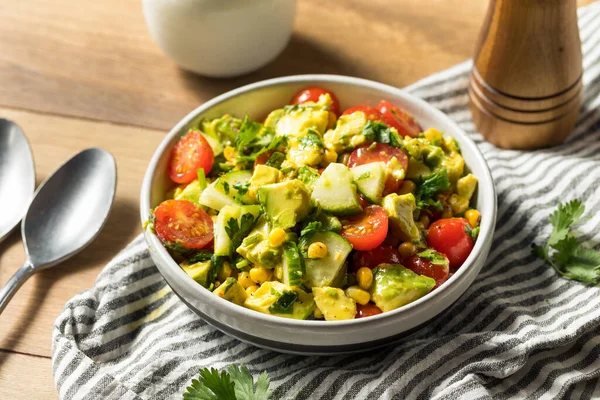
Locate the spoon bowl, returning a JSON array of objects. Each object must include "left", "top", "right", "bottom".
[
  {"left": 0, "top": 148, "right": 116, "bottom": 314},
  {"left": 0, "top": 119, "right": 35, "bottom": 243}
]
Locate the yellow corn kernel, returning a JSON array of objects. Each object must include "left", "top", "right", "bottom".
[
  {"left": 356, "top": 267, "right": 374, "bottom": 290},
  {"left": 397, "top": 180, "right": 416, "bottom": 195},
  {"left": 314, "top": 307, "right": 324, "bottom": 319},
  {"left": 419, "top": 214, "right": 430, "bottom": 228},
  {"left": 307, "top": 242, "right": 328, "bottom": 259},
  {"left": 217, "top": 262, "right": 232, "bottom": 282},
  {"left": 249, "top": 266, "right": 272, "bottom": 285},
  {"left": 223, "top": 146, "right": 236, "bottom": 161},
  {"left": 466, "top": 209, "right": 481, "bottom": 228},
  {"left": 423, "top": 128, "right": 443, "bottom": 145},
  {"left": 237, "top": 271, "right": 255, "bottom": 289},
  {"left": 327, "top": 111, "right": 337, "bottom": 129},
  {"left": 398, "top": 241, "right": 417, "bottom": 258},
  {"left": 449, "top": 194, "right": 469, "bottom": 215},
  {"left": 345, "top": 286, "right": 371, "bottom": 305},
  {"left": 324, "top": 149, "right": 338, "bottom": 164},
  {"left": 268, "top": 228, "right": 287, "bottom": 247},
  {"left": 245, "top": 284, "right": 259, "bottom": 295}
]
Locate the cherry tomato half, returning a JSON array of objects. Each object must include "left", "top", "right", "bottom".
[
  {"left": 168, "top": 130, "right": 214, "bottom": 184},
  {"left": 427, "top": 218, "right": 474, "bottom": 270},
  {"left": 290, "top": 87, "right": 340, "bottom": 116},
  {"left": 356, "top": 303, "right": 383, "bottom": 318},
  {"left": 377, "top": 100, "right": 422, "bottom": 138},
  {"left": 403, "top": 255, "right": 449, "bottom": 288},
  {"left": 347, "top": 143, "right": 409, "bottom": 195},
  {"left": 352, "top": 245, "right": 402, "bottom": 272},
  {"left": 340, "top": 205, "right": 388, "bottom": 251},
  {"left": 154, "top": 199, "right": 214, "bottom": 250},
  {"left": 342, "top": 105, "right": 383, "bottom": 121}
]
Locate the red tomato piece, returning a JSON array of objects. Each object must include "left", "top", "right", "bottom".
[
  {"left": 340, "top": 205, "right": 388, "bottom": 251},
  {"left": 168, "top": 130, "right": 214, "bottom": 184},
  {"left": 352, "top": 245, "right": 402, "bottom": 272},
  {"left": 356, "top": 303, "right": 383, "bottom": 318},
  {"left": 403, "top": 255, "right": 449, "bottom": 288},
  {"left": 341, "top": 105, "right": 383, "bottom": 121},
  {"left": 154, "top": 199, "right": 214, "bottom": 250},
  {"left": 377, "top": 100, "right": 422, "bottom": 138},
  {"left": 290, "top": 87, "right": 340, "bottom": 116},
  {"left": 427, "top": 218, "right": 474, "bottom": 270},
  {"left": 347, "top": 143, "right": 409, "bottom": 195},
  {"left": 253, "top": 151, "right": 273, "bottom": 167}
]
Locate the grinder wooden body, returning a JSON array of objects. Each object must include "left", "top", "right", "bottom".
[{"left": 469, "top": 0, "right": 583, "bottom": 149}]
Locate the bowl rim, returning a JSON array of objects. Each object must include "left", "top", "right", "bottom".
[{"left": 140, "top": 74, "right": 497, "bottom": 329}]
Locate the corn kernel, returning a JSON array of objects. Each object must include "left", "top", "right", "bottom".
[
  {"left": 223, "top": 146, "right": 236, "bottom": 161},
  {"left": 324, "top": 149, "right": 338, "bottom": 164},
  {"left": 327, "top": 111, "right": 337, "bottom": 129},
  {"left": 449, "top": 194, "right": 469, "bottom": 215},
  {"left": 237, "top": 271, "right": 255, "bottom": 289},
  {"left": 397, "top": 180, "right": 416, "bottom": 195},
  {"left": 314, "top": 307, "right": 324, "bottom": 319},
  {"left": 247, "top": 188, "right": 257, "bottom": 201},
  {"left": 245, "top": 285, "right": 259, "bottom": 295},
  {"left": 466, "top": 209, "right": 481, "bottom": 228},
  {"left": 345, "top": 286, "right": 371, "bottom": 305},
  {"left": 217, "top": 261, "right": 232, "bottom": 282},
  {"left": 398, "top": 242, "right": 417, "bottom": 258},
  {"left": 423, "top": 128, "right": 443, "bottom": 144},
  {"left": 249, "top": 266, "right": 272, "bottom": 285},
  {"left": 307, "top": 242, "right": 328, "bottom": 259},
  {"left": 419, "top": 215, "right": 430, "bottom": 228},
  {"left": 356, "top": 267, "right": 373, "bottom": 290},
  {"left": 268, "top": 228, "right": 287, "bottom": 247}
]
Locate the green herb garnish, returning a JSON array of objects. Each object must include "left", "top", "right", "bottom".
[{"left": 183, "top": 365, "right": 272, "bottom": 400}]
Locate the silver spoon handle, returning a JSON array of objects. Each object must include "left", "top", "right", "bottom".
[{"left": 0, "top": 261, "right": 35, "bottom": 315}]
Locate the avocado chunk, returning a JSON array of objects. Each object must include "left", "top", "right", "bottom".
[
  {"left": 236, "top": 216, "right": 283, "bottom": 269},
  {"left": 457, "top": 173, "right": 478, "bottom": 201},
  {"left": 244, "top": 281, "right": 315, "bottom": 320},
  {"left": 370, "top": 265, "right": 435, "bottom": 312},
  {"left": 267, "top": 96, "right": 331, "bottom": 138},
  {"left": 180, "top": 259, "right": 212, "bottom": 288},
  {"left": 323, "top": 112, "right": 368, "bottom": 153},
  {"left": 442, "top": 153, "right": 465, "bottom": 185},
  {"left": 213, "top": 277, "right": 248, "bottom": 306},
  {"left": 174, "top": 180, "right": 203, "bottom": 204},
  {"left": 250, "top": 164, "right": 280, "bottom": 188},
  {"left": 288, "top": 129, "right": 325, "bottom": 166},
  {"left": 313, "top": 287, "right": 356, "bottom": 321},
  {"left": 382, "top": 193, "right": 420, "bottom": 242},
  {"left": 258, "top": 180, "right": 311, "bottom": 229}
]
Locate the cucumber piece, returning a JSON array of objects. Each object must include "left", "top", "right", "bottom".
[
  {"left": 282, "top": 242, "right": 306, "bottom": 287},
  {"left": 300, "top": 231, "right": 352, "bottom": 288},
  {"left": 214, "top": 204, "right": 262, "bottom": 256},
  {"left": 199, "top": 183, "right": 235, "bottom": 211},
  {"left": 351, "top": 162, "right": 386, "bottom": 204},
  {"left": 311, "top": 163, "right": 362, "bottom": 216},
  {"left": 215, "top": 170, "right": 253, "bottom": 204}
]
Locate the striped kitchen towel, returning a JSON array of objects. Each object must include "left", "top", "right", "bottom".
[{"left": 52, "top": 3, "right": 600, "bottom": 399}]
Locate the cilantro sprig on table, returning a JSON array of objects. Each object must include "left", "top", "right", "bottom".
[
  {"left": 183, "top": 365, "right": 272, "bottom": 400},
  {"left": 532, "top": 200, "right": 600, "bottom": 285}
]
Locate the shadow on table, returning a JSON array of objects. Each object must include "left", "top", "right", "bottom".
[
  {"left": 0, "top": 198, "right": 140, "bottom": 367},
  {"left": 178, "top": 32, "right": 382, "bottom": 102}
]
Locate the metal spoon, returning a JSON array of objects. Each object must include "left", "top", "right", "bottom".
[
  {"left": 0, "top": 148, "right": 116, "bottom": 314},
  {"left": 0, "top": 119, "right": 35, "bottom": 243}
]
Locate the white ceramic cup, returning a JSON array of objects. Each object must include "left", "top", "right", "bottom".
[{"left": 142, "top": 0, "right": 296, "bottom": 78}]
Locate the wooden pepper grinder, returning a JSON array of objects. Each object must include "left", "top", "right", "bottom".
[{"left": 469, "top": 0, "right": 583, "bottom": 149}]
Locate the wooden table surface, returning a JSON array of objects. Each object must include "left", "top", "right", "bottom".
[{"left": 0, "top": 0, "right": 595, "bottom": 398}]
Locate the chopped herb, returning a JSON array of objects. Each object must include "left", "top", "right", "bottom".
[
  {"left": 356, "top": 171, "right": 371, "bottom": 180},
  {"left": 297, "top": 166, "right": 320, "bottom": 190},
  {"left": 233, "top": 181, "right": 250, "bottom": 203},
  {"left": 265, "top": 152, "right": 286, "bottom": 169},
  {"left": 165, "top": 241, "right": 193, "bottom": 256},
  {"left": 300, "top": 221, "right": 325, "bottom": 237},
  {"left": 269, "top": 290, "right": 298, "bottom": 314},
  {"left": 183, "top": 364, "right": 272, "bottom": 400},
  {"left": 210, "top": 254, "right": 225, "bottom": 285},
  {"left": 532, "top": 200, "right": 600, "bottom": 285},
  {"left": 415, "top": 169, "right": 450, "bottom": 211},
  {"left": 224, "top": 213, "right": 261, "bottom": 256},
  {"left": 222, "top": 181, "right": 230, "bottom": 195},
  {"left": 362, "top": 120, "right": 402, "bottom": 147},
  {"left": 298, "top": 130, "right": 324, "bottom": 150},
  {"left": 188, "top": 250, "right": 214, "bottom": 264},
  {"left": 417, "top": 249, "right": 449, "bottom": 265}
]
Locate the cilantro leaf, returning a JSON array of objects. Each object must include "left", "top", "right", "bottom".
[
  {"left": 415, "top": 169, "right": 451, "bottom": 211},
  {"left": 227, "top": 365, "right": 272, "bottom": 400},
  {"left": 235, "top": 116, "right": 264, "bottom": 153},
  {"left": 300, "top": 221, "right": 324, "bottom": 237},
  {"left": 297, "top": 166, "right": 320, "bottom": 190},
  {"left": 224, "top": 213, "right": 261, "bottom": 256},
  {"left": 362, "top": 120, "right": 402, "bottom": 147},
  {"left": 532, "top": 200, "right": 600, "bottom": 285},
  {"left": 298, "top": 129, "right": 324, "bottom": 150},
  {"left": 183, "top": 368, "right": 236, "bottom": 400},
  {"left": 187, "top": 250, "right": 214, "bottom": 264},
  {"left": 233, "top": 181, "right": 250, "bottom": 203},
  {"left": 417, "top": 249, "right": 449, "bottom": 265}
]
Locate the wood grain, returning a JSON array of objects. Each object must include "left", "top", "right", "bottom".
[
  {"left": 0, "top": 107, "right": 165, "bottom": 358},
  {"left": 0, "top": 352, "right": 57, "bottom": 399}
]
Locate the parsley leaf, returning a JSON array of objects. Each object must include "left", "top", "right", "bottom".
[
  {"left": 415, "top": 169, "right": 451, "bottom": 211},
  {"left": 224, "top": 213, "right": 261, "bottom": 256},
  {"left": 532, "top": 200, "right": 600, "bottom": 285},
  {"left": 183, "top": 365, "right": 272, "bottom": 400},
  {"left": 362, "top": 120, "right": 402, "bottom": 147}
]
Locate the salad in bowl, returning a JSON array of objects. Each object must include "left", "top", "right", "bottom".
[{"left": 147, "top": 86, "right": 481, "bottom": 322}]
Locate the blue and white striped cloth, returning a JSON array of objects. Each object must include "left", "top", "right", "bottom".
[{"left": 52, "top": 3, "right": 600, "bottom": 398}]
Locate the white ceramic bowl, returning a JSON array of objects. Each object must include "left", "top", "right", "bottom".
[
  {"left": 142, "top": 0, "right": 296, "bottom": 78},
  {"left": 140, "top": 75, "right": 497, "bottom": 355}
]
